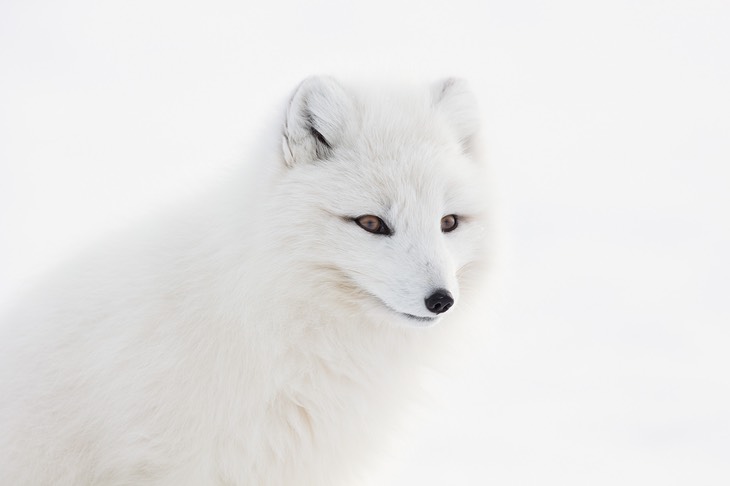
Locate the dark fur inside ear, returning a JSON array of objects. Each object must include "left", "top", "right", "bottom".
[
  {"left": 306, "top": 111, "right": 333, "bottom": 160},
  {"left": 434, "top": 78, "right": 457, "bottom": 104},
  {"left": 282, "top": 76, "right": 352, "bottom": 167}
]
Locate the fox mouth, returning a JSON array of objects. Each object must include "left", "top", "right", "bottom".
[
  {"left": 366, "top": 292, "right": 438, "bottom": 324},
  {"left": 341, "top": 274, "right": 440, "bottom": 325},
  {"left": 400, "top": 313, "right": 438, "bottom": 323}
]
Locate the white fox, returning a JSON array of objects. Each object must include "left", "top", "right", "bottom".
[{"left": 0, "top": 77, "right": 488, "bottom": 485}]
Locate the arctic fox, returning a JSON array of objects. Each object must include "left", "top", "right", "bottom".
[{"left": 0, "top": 77, "right": 488, "bottom": 485}]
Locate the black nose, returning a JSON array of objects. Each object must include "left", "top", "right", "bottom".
[{"left": 424, "top": 289, "right": 454, "bottom": 314}]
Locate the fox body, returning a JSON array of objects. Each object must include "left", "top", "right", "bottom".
[{"left": 0, "top": 77, "right": 488, "bottom": 485}]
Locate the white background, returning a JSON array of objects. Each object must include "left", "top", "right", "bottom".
[{"left": 1, "top": 0, "right": 729, "bottom": 484}]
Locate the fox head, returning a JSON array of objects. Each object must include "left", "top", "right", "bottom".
[{"left": 264, "top": 76, "right": 487, "bottom": 328}]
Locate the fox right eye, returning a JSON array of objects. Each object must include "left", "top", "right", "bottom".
[{"left": 354, "top": 215, "right": 391, "bottom": 236}]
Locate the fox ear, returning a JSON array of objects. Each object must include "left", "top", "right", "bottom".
[
  {"left": 431, "top": 78, "right": 480, "bottom": 153},
  {"left": 282, "top": 76, "right": 353, "bottom": 167}
]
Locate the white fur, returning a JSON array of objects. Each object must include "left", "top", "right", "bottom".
[{"left": 0, "top": 77, "right": 489, "bottom": 485}]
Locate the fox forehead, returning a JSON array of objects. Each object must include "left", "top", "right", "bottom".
[
  {"left": 302, "top": 154, "right": 479, "bottom": 221},
  {"left": 348, "top": 92, "right": 459, "bottom": 152}
]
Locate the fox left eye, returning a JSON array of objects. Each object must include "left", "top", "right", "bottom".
[
  {"left": 441, "top": 214, "right": 458, "bottom": 232},
  {"left": 354, "top": 215, "right": 392, "bottom": 236}
]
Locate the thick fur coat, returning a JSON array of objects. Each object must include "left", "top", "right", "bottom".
[{"left": 0, "top": 77, "right": 488, "bottom": 485}]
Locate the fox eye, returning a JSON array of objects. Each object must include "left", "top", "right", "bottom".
[
  {"left": 441, "top": 214, "right": 458, "bottom": 232},
  {"left": 355, "top": 215, "right": 391, "bottom": 235}
]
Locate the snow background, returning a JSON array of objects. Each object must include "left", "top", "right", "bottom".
[{"left": 1, "top": 0, "right": 728, "bottom": 484}]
